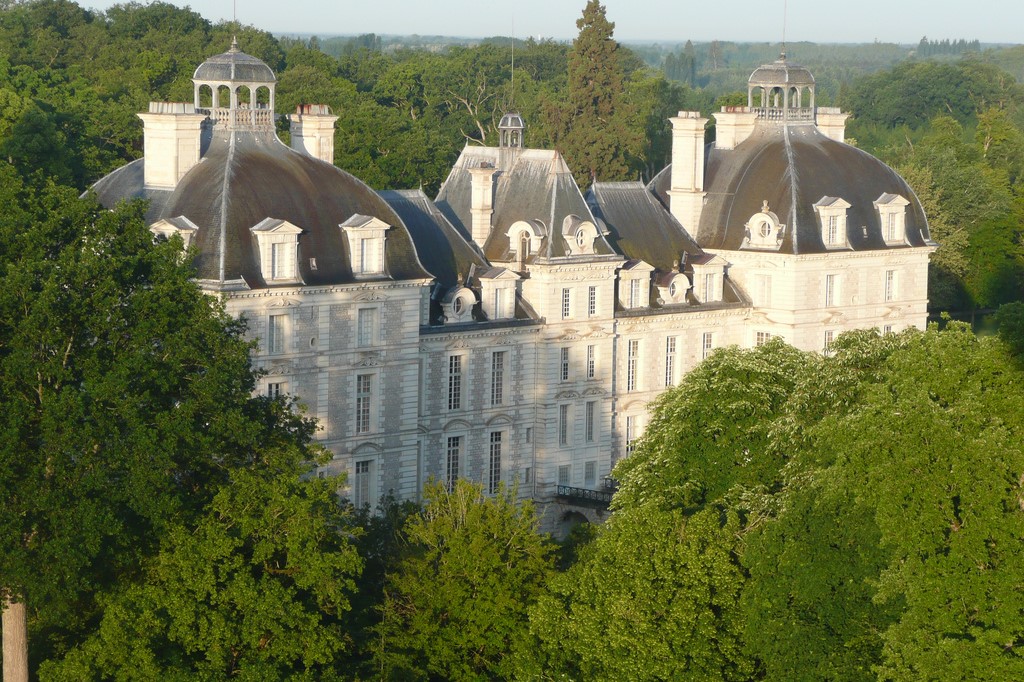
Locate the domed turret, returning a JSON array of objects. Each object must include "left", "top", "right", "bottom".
[
  {"left": 192, "top": 38, "right": 276, "bottom": 130},
  {"left": 747, "top": 53, "right": 815, "bottom": 123},
  {"left": 498, "top": 111, "right": 525, "bottom": 170}
]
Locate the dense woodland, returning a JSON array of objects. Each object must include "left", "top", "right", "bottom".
[{"left": 2, "top": 1, "right": 1024, "bottom": 679}]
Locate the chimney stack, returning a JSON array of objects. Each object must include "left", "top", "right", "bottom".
[
  {"left": 468, "top": 163, "right": 497, "bottom": 247},
  {"left": 668, "top": 111, "right": 709, "bottom": 232},
  {"left": 138, "top": 102, "right": 207, "bottom": 190},
  {"left": 288, "top": 104, "right": 339, "bottom": 164}
]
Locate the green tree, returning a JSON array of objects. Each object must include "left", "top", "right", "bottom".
[
  {"left": 545, "top": 0, "right": 641, "bottom": 188},
  {"left": 39, "top": 443, "right": 361, "bottom": 680},
  {"left": 0, "top": 165, "right": 313, "bottom": 677},
  {"left": 373, "top": 480, "right": 554, "bottom": 681},
  {"left": 524, "top": 505, "right": 752, "bottom": 681}
]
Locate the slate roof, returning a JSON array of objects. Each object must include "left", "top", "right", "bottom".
[
  {"left": 193, "top": 41, "right": 276, "bottom": 83},
  {"left": 379, "top": 189, "right": 487, "bottom": 287},
  {"left": 649, "top": 124, "right": 934, "bottom": 255},
  {"left": 435, "top": 146, "right": 615, "bottom": 261},
  {"left": 748, "top": 56, "right": 815, "bottom": 87},
  {"left": 92, "top": 129, "right": 429, "bottom": 288},
  {"left": 587, "top": 181, "right": 705, "bottom": 271}
]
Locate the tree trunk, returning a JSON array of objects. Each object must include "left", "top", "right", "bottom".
[{"left": 2, "top": 598, "right": 28, "bottom": 682}]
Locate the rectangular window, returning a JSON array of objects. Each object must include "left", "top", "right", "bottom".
[
  {"left": 558, "top": 464, "right": 571, "bottom": 486},
  {"left": 356, "top": 307, "right": 376, "bottom": 347},
  {"left": 560, "top": 347, "right": 570, "bottom": 382},
  {"left": 627, "top": 339, "right": 639, "bottom": 392},
  {"left": 584, "top": 460, "right": 597, "bottom": 488},
  {"left": 886, "top": 212, "right": 897, "bottom": 241},
  {"left": 704, "top": 272, "right": 715, "bottom": 301},
  {"left": 447, "top": 355, "right": 462, "bottom": 411},
  {"left": 359, "top": 237, "right": 382, "bottom": 274},
  {"left": 446, "top": 436, "right": 461, "bottom": 491},
  {"left": 525, "top": 427, "right": 533, "bottom": 444},
  {"left": 825, "top": 274, "right": 837, "bottom": 307},
  {"left": 586, "top": 344, "right": 596, "bottom": 379},
  {"left": 585, "top": 400, "right": 595, "bottom": 442},
  {"left": 268, "top": 314, "right": 285, "bottom": 354},
  {"left": 488, "top": 431, "right": 502, "bottom": 494},
  {"left": 559, "top": 404, "right": 569, "bottom": 446},
  {"left": 884, "top": 270, "right": 896, "bottom": 301},
  {"left": 267, "top": 382, "right": 285, "bottom": 399},
  {"left": 755, "top": 273, "right": 772, "bottom": 307},
  {"left": 665, "top": 336, "right": 677, "bottom": 387},
  {"left": 491, "top": 351, "right": 506, "bottom": 406},
  {"left": 823, "top": 330, "right": 835, "bottom": 356},
  {"left": 883, "top": 324, "right": 893, "bottom": 335},
  {"left": 629, "top": 279, "right": 641, "bottom": 308},
  {"left": 625, "top": 415, "right": 637, "bottom": 455},
  {"left": 524, "top": 466, "right": 532, "bottom": 484},
  {"left": 492, "top": 288, "right": 502, "bottom": 319},
  {"left": 354, "top": 460, "right": 372, "bottom": 508},
  {"left": 355, "top": 374, "right": 372, "bottom": 434},
  {"left": 702, "top": 332, "right": 714, "bottom": 360},
  {"left": 827, "top": 215, "right": 839, "bottom": 244},
  {"left": 756, "top": 331, "right": 772, "bottom": 347},
  {"left": 561, "top": 288, "right": 571, "bottom": 319},
  {"left": 588, "top": 285, "right": 597, "bottom": 316},
  {"left": 270, "top": 241, "right": 291, "bottom": 280}
]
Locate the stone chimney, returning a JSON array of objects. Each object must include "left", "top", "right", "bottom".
[
  {"left": 288, "top": 104, "right": 339, "bottom": 164},
  {"left": 468, "top": 163, "right": 497, "bottom": 247},
  {"left": 713, "top": 106, "right": 757, "bottom": 150},
  {"left": 137, "top": 102, "right": 207, "bottom": 190},
  {"left": 668, "top": 111, "right": 709, "bottom": 232},
  {"left": 816, "top": 107, "right": 850, "bottom": 143}
]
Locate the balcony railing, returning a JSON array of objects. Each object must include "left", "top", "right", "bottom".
[{"left": 556, "top": 484, "right": 614, "bottom": 509}]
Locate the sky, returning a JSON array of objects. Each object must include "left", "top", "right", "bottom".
[{"left": 80, "top": 0, "right": 1023, "bottom": 46}]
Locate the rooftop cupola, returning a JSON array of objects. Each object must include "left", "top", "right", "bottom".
[
  {"left": 192, "top": 38, "right": 277, "bottom": 131},
  {"left": 747, "top": 53, "right": 815, "bottom": 124},
  {"left": 498, "top": 111, "right": 525, "bottom": 169}
]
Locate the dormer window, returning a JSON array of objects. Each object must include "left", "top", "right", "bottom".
[
  {"left": 743, "top": 201, "right": 783, "bottom": 250},
  {"left": 251, "top": 218, "right": 303, "bottom": 283},
  {"left": 814, "top": 196, "right": 852, "bottom": 249},
  {"left": 441, "top": 286, "right": 476, "bottom": 324},
  {"left": 507, "top": 220, "right": 545, "bottom": 269},
  {"left": 340, "top": 214, "right": 390, "bottom": 277},
  {"left": 655, "top": 270, "right": 690, "bottom": 305},
  {"left": 562, "top": 215, "right": 599, "bottom": 256},
  {"left": 875, "top": 193, "right": 910, "bottom": 245},
  {"left": 619, "top": 260, "right": 654, "bottom": 309},
  {"left": 690, "top": 254, "right": 728, "bottom": 304},
  {"left": 150, "top": 216, "right": 199, "bottom": 250},
  {"left": 478, "top": 267, "right": 519, "bottom": 321}
]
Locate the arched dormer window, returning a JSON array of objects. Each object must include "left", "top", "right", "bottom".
[
  {"left": 743, "top": 201, "right": 784, "bottom": 250},
  {"left": 441, "top": 286, "right": 476, "bottom": 324},
  {"left": 251, "top": 218, "right": 303, "bottom": 283},
  {"left": 814, "top": 196, "right": 852, "bottom": 249},
  {"left": 507, "top": 220, "right": 544, "bottom": 268},
  {"left": 562, "top": 215, "right": 599, "bottom": 256},
  {"left": 340, "top": 214, "right": 390, "bottom": 277},
  {"left": 874, "top": 193, "right": 910, "bottom": 245}
]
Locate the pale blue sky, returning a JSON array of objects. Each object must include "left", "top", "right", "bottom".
[{"left": 82, "top": 0, "right": 1022, "bottom": 45}]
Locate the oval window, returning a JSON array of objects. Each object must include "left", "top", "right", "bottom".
[
  {"left": 453, "top": 297, "right": 464, "bottom": 315},
  {"left": 759, "top": 221, "right": 772, "bottom": 238},
  {"left": 576, "top": 229, "right": 587, "bottom": 249},
  {"left": 669, "top": 280, "right": 678, "bottom": 297}
]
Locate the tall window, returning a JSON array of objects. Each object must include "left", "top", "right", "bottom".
[
  {"left": 886, "top": 212, "right": 897, "bottom": 242},
  {"left": 559, "top": 404, "right": 569, "bottom": 446},
  {"left": 702, "top": 332, "right": 714, "bottom": 360},
  {"left": 629, "top": 279, "right": 641, "bottom": 308},
  {"left": 586, "top": 344, "right": 596, "bottom": 379},
  {"left": 354, "top": 460, "right": 372, "bottom": 507},
  {"left": 270, "top": 241, "right": 293, "bottom": 280},
  {"left": 355, "top": 374, "right": 372, "bottom": 434},
  {"left": 584, "top": 461, "right": 597, "bottom": 487},
  {"left": 625, "top": 416, "right": 637, "bottom": 455},
  {"left": 359, "top": 237, "right": 383, "bottom": 274},
  {"left": 823, "top": 330, "right": 835, "bottom": 356},
  {"left": 558, "top": 464, "right": 571, "bottom": 486},
  {"left": 519, "top": 233, "right": 530, "bottom": 270},
  {"left": 492, "top": 288, "right": 503, "bottom": 319},
  {"left": 665, "top": 336, "right": 677, "bottom": 387},
  {"left": 755, "top": 273, "right": 772, "bottom": 307},
  {"left": 884, "top": 270, "right": 896, "bottom": 301},
  {"left": 826, "top": 215, "right": 839, "bottom": 244},
  {"left": 825, "top": 274, "right": 837, "bottom": 307},
  {"left": 490, "top": 351, "right": 506, "bottom": 406},
  {"left": 627, "top": 339, "right": 639, "bottom": 392},
  {"left": 704, "top": 272, "right": 716, "bottom": 302},
  {"left": 268, "top": 314, "right": 285, "bottom": 354},
  {"left": 357, "top": 307, "right": 376, "bottom": 347},
  {"left": 447, "top": 355, "right": 462, "bottom": 410},
  {"left": 560, "top": 347, "right": 570, "bottom": 382},
  {"left": 756, "top": 331, "right": 772, "bottom": 346},
  {"left": 488, "top": 431, "right": 502, "bottom": 494},
  {"left": 588, "top": 285, "right": 597, "bottom": 316},
  {"left": 267, "top": 382, "right": 285, "bottom": 399},
  {"left": 561, "top": 288, "right": 571, "bottom": 319},
  {"left": 585, "top": 400, "right": 596, "bottom": 442},
  {"left": 446, "top": 436, "right": 461, "bottom": 491}
]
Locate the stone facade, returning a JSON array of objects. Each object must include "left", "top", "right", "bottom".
[{"left": 92, "top": 45, "right": 936, "bottom": 532}]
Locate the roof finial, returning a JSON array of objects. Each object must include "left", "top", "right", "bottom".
[{"left": 230, "top": 35, "right": 240, "bottom": 53}]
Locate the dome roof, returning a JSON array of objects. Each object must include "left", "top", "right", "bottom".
[
  {"left": 91, "top": 130, "right": 428, "bottom": 287},
  {"left": 749, "top": 55, "right": 815, "bottom": 87},
  {"left": 499, "top": 112, "right": 525, "bottom": 130},
  {"left": 193, "top": 38, "right": 276, "bottom": 83}
]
